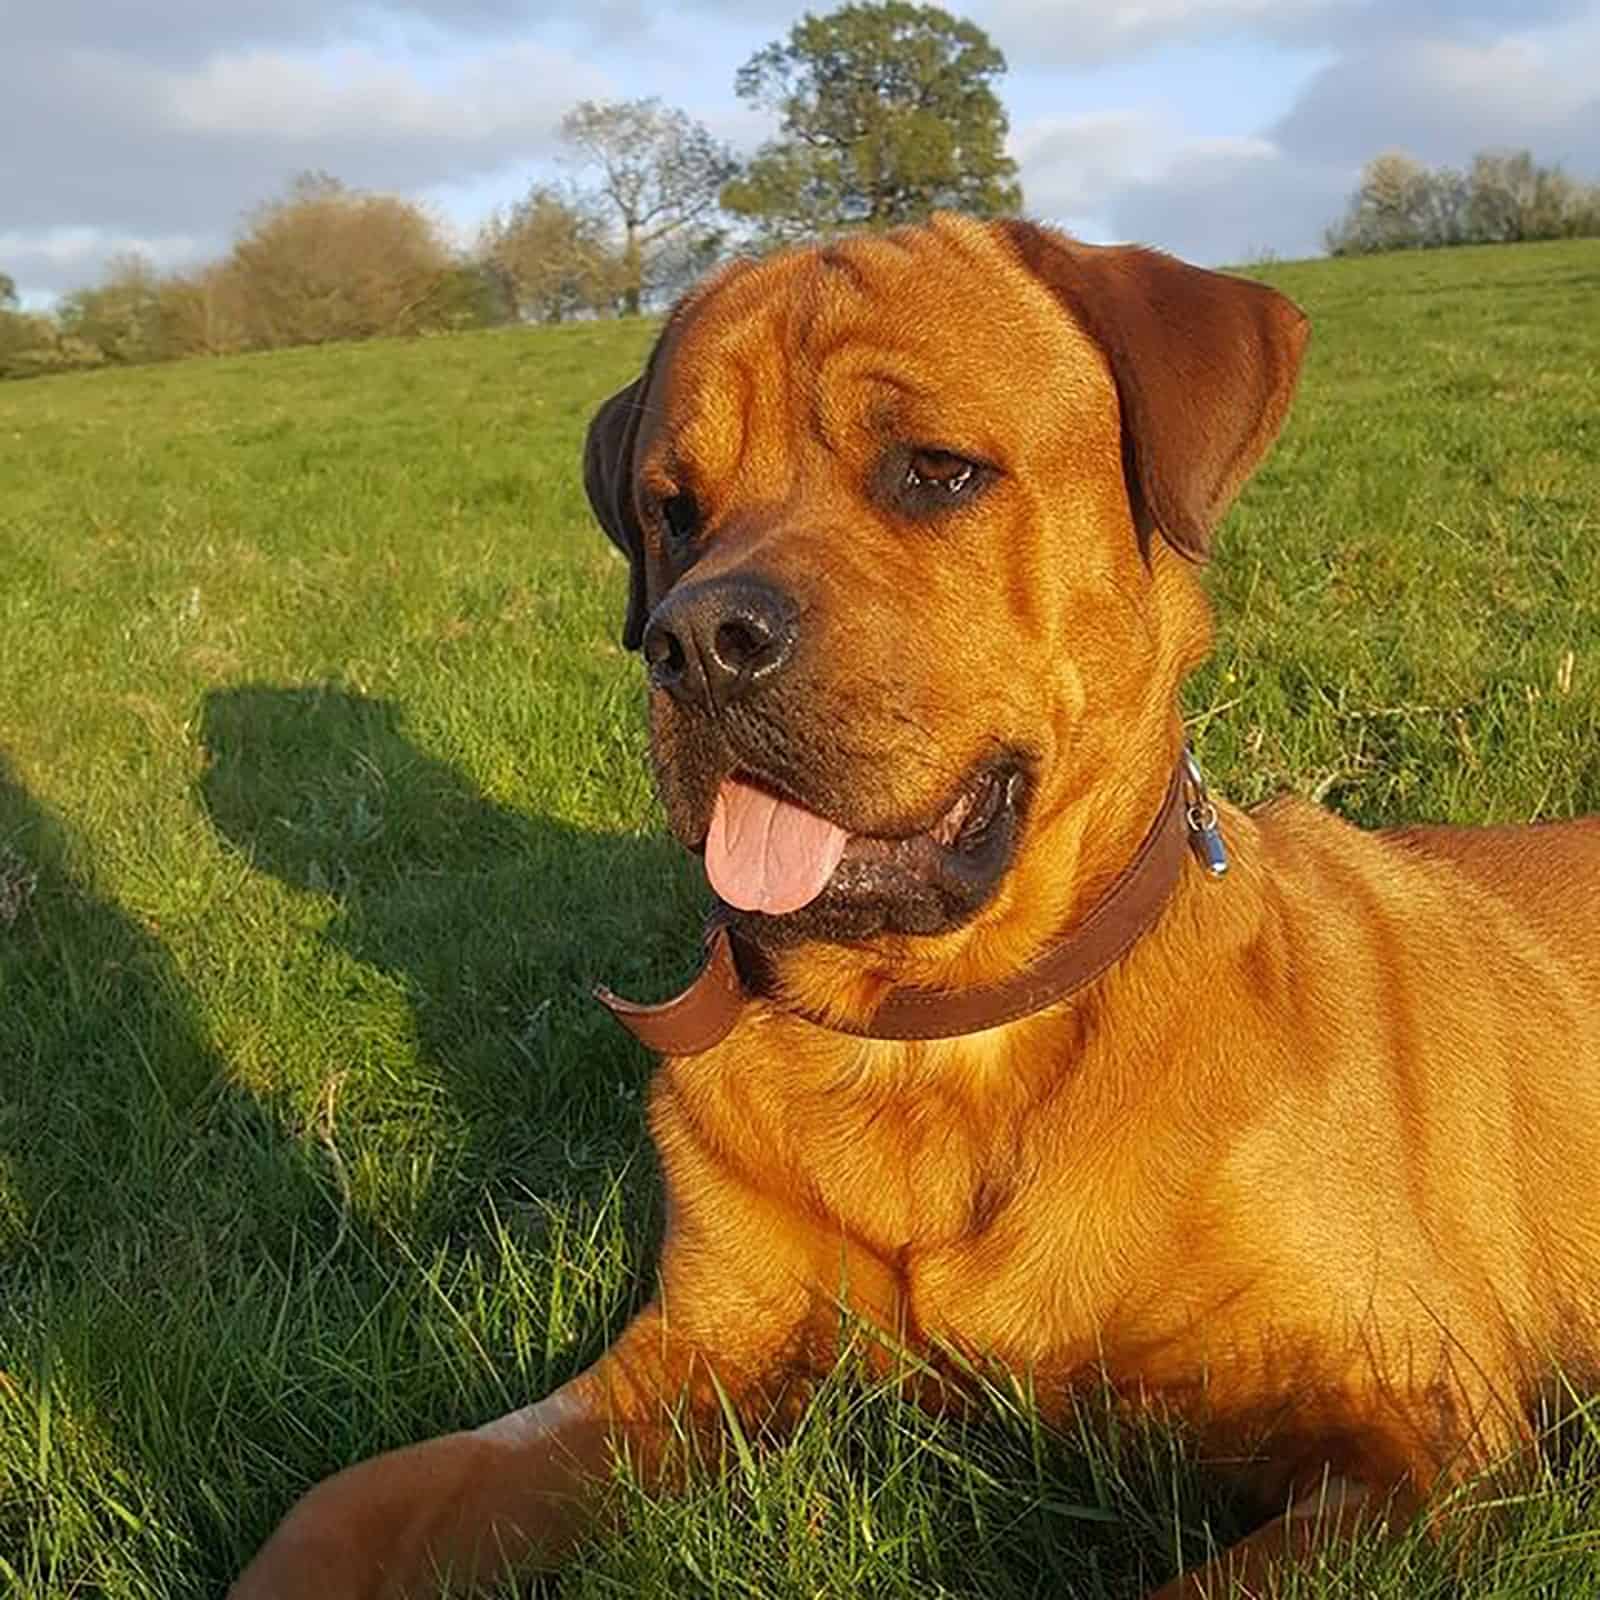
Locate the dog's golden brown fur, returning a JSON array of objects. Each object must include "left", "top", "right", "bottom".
[{"left": 233, "top": 215, "right": 1600, "bottom": 1599}]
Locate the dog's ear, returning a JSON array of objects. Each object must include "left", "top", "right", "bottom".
[
  {"left": 1000, "top": 220, "right": 1309, "bottom": 563},
  {"left": 583, "top": 369, "right": 656, "bottom": 650}
]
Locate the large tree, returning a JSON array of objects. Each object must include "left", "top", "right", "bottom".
[
  {"left": 560, "top": 99, "right": 735, "bottom": 315},
  {"left": 723, "top": 1, "right": 1021, "bottom": 241}
]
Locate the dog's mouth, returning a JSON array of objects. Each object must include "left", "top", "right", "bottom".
[{"left": 697, "top": 758, "right": 1030, "bottom": 940}]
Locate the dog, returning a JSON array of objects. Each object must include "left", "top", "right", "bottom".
[{"left": 232, "top": 214, "right": 1600, "bottom": 1598}]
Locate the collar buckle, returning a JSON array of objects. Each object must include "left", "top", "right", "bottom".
[{"left": 1181, "top": 746, "right": 1230, "bottom": 878}]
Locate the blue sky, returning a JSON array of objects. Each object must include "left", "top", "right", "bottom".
[{"left": 4, "top": 0, "right": 1597, "bottom": 305}]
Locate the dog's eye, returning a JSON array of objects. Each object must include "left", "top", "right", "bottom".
[
  {"left": 904, "top": 449, "right": 979, "bottom": 498},
  {"left": 661, "top": 492, "right": 699, "bottom": 552}
]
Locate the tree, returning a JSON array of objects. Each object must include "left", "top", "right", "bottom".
[
  {"left": 1, "top": 265, "right": 116, "bottom": 378},
  {"left": 0, "top": 307, "right": 61, "bottom": 379},
  {"left": 723, "top": 2, "right": 1021, "bottom": 241},
  {"left": 1325, "top": 151, "right": 1434, "bottom": 255},
  {"left": 560, "top": 100, "right": 735, "bottom": 315},
  {"left": 225, "top": 172, "right": 461, "bottom": 349},
  {"left": 480, "top": 185, "right": 620, "bottom": 322},
  {"left": 1463, "top": 149, "right": 1600, "bottom": 243},
  {"left": 1327, "top": 147, "right": 1600, "bottom": 256},
  {"left": 57, "top": 252, "right": 169, "bottom": 364},
  {"left": 1412, "top": 164, "right": 1471, "bottom": 251},
  {"left": 156, "top": 261, "right": 250, "bottom": 359}
]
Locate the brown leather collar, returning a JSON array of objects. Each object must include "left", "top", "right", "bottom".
[{"left": 595, "top": 753, "right": 1221, "bottom": 1056}]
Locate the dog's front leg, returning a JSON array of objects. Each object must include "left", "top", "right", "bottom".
[
  {"left": 1146, "top": 1474, "right": 1406, "bottom": 1599},
  {"left": 229, "top": 1299, "right": 802, "bottom": 1600}
]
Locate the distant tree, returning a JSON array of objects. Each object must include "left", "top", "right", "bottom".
[
  {"left": 648, "top": 223, "right": 732, "bottom": 304},
  {"left": 1464, "top": 149, "right": 1598, "bottom": 242},
  {"left": 225, "top": 173, "right": 462, "bottom": 348},
  {"left": 435, "top": 260, "right": 516, "bottom": 330},
  {"left": 1329, "top": 147, "right": 1600, "bottom": 255},
  {"left": 0, "top": 264, "right": 109, "bottom": 378},
  {"left": 0, "top": 308, "right": 58, "bottom": 378},
  {"left": 560, "top": 100, "right": 735, "bottom": 315},
  {"left": 723, "top": 2, "right": 1021, "bottom": 242},
  {"left": 0, "top": 300, "right": 99, "bottom": 379},
  {"left": 480, "top": 185, "right": 620, "bottom": 322},
  {"left": 155, "top": 261, "right": 250, "bottom": 359},
  {"left": 1413, "top": 164, "right": 1471, "bottom": 250},
  {"left": 1325, "top": 151, "right": 1435, "bottom": 254},
  {"left": 1467, "top": 150, "right": 1542, "bottom": 242},
  {"left": 57, "top": 253, "right": 168, "bottom": 364},
  {"left": 1565, "top": 182, "right": 1600, "bottom": 239}
]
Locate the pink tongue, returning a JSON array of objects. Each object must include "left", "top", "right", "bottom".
[{"left": 704, "top": 777, "right": 850, "bottom": 915}]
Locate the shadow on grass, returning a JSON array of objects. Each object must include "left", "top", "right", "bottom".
[
  {"left": 0, "top": 750, "right": 345, "bottom": 1587},
  {"left": 194, "top": 682, "right": 705, "bottom": 1224},
  {"left": 0, "top": 696, "right": 705, "bottom": 1594}
]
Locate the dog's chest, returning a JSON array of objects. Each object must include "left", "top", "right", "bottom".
[
  {"left": 662, "top": 1035, "right": 1236, "bottom": 1376},
  {"left": 796, "top": 1084, "right": 1005, "bottom": 1255}
]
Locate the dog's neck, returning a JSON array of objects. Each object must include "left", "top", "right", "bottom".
[{"left": 596, "top": 748, "right": 1228, "bottom": 1056}]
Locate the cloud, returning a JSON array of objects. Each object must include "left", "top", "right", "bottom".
[
  {"left": 977, "top": 0, "right": 1590, "bottom": 64},
  {"left": 1011, "top": 109, "right": 1171, "bottom": 222},
  {"left": 0, "top": 32, "right": 612, "bottom": 299},
  {"left": 1009, "top": 108, "right": 1343, "bottom": 266},
  {"left": 4, "top": 0, "right": 1598, "bottom": 301},
  {"left": 8, "top": 0, "right": 595, "bottom": 59},
  {"left": 160, "top": 44, "right": 593, "bottom": 143},
  {"left": 0, "top": 227, "right": 203, "bottom": 269},
  {"left": 1274, "top": 34, "right": 1600, "bottom": 171},
  {"left": 1108, "top": 138, "right": 1349, "bottom": 263},
  {"left": 984, "top": 0, "right": 1355, "bottom": 64},
  {"left": 1052, "top": 17, "right": 1600, "bottom": 266}
]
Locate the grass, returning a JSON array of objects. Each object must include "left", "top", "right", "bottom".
[{"left": 1, "top": 235, "right": 1598, "bottom": 1596}]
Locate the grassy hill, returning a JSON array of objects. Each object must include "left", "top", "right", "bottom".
[{"left": 2, "top": 237, "right": 1598, "bottom": 1596}]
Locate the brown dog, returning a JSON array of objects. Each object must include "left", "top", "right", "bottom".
[{"left": 232, "top": 215, "right": 1600, "bottom": 1599}]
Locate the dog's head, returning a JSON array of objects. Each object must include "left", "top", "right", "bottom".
[{"left": 585, "top": 217, "right": 1306, "bottom": 988}]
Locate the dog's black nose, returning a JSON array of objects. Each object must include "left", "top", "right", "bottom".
[{"left": 642, "top": 577, "right": 797, "bottom": 713}]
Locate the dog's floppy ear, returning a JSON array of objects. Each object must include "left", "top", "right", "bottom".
[
  {"left": 1000, "top": 220, "right": 1309, "bottom": 563},
  {"left": 583, "top": 369, "right": 656, "bottom": 651}
]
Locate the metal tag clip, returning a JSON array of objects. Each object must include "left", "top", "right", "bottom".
[{"left": 1181, "top": 746, "right": 1229, "bottom": 879}]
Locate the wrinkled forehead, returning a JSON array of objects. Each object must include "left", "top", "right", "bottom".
[{"left": 639, "top": 219, "right": 1116, "bottom": 483}]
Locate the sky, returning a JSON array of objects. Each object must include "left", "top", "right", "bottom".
[{"left": 3, "top": 0, "right": 1598, "bottom": 307}]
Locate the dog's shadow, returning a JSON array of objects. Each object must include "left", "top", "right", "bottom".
[
  {"left": 0, "top": 748, "right": 368, "bottom": 1582},
  {"left": 196, "top": 682, "right": 706, "bottom": 1216},
  {"left": 0, "top": 695, "right": 706, "bottom": 1583}
]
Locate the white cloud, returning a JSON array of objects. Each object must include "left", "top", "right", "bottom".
[
  {"left": 1063, "top": 15, "right": 1600, "bottom": 266},
  {"left": 4, "top": 0, "right": 1598, "bottom": 300},
  {"left": 0, "top": 35, "right": 614, "bottom": 297},
  {"left": 0, "top": 227, "right": 212, "bottom": 306},
  {"left": 1108, "top": 136, "right": 1347, "bottom": 263},
  {"left": 0, "top": 227, "right": 205, "bottom": 271},
  {"left": 1011, "top": 109, "right": 1172, "bottom": 221},
  {"left": 11, "top": 0, "right": 603, "bottom": 57},
  {"left": 1275, "top": 33, "right": 1600, "bottom": 169},
  {"left": 983, "top": 0, "right": 1361, "bottom": 63},
  {"left": 975, "top": 0, "right": 1591, "bottom": 65},
  {"left": 161, "top": 43, "right": 605, "bottom": 144}
]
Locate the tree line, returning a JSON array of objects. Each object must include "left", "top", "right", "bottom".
[
  {"left": 4, "top": 0, "right": 1597, "bottom": 379},
  {"left": 1, "top": 2, "right": 1019, "bottom": 378},
  {"left": 1326, "top": 149, "right": 1600, "bottom": 256}
]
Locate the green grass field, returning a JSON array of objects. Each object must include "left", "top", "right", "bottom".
[{"left": 2, "top": 236, "right": 1599, "bottom": 1597}]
